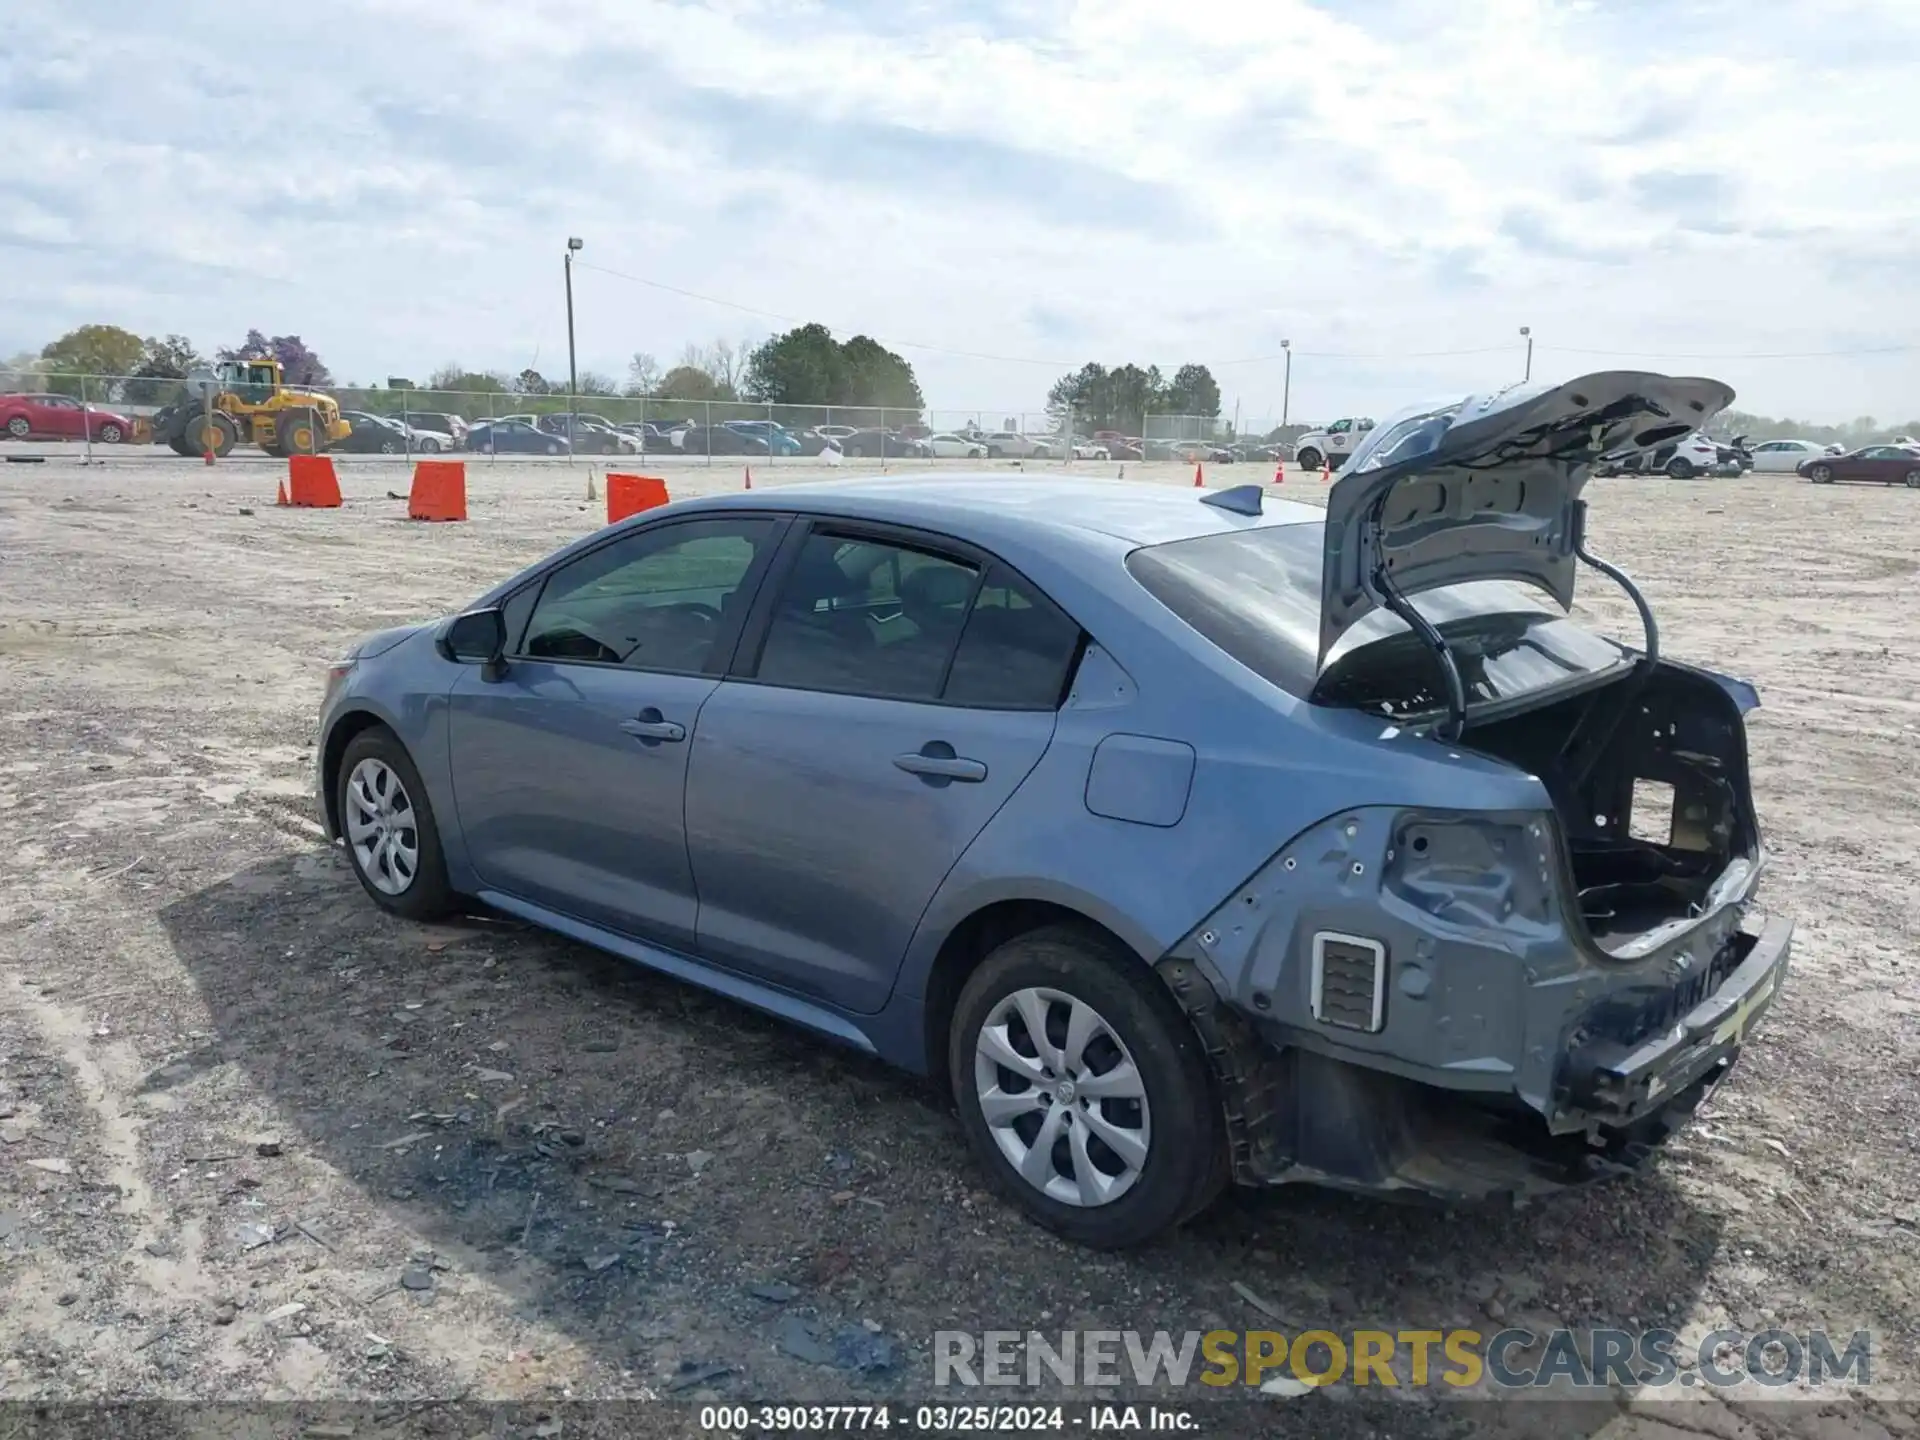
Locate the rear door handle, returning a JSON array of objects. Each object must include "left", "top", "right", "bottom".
[
  {"left": 894, "top": 742, "right": 987, "bottom": 784},
  {"left": 620, "top": 708, "right": 686, "bottom": 744}
]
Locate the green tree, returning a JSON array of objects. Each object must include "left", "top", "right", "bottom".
[
  {"left": 839, "top": 335, "right": 922, "bottom": 412},
  {"left": 124, "top": 334, "right": 205, "bottom": 404},
  {"left": 1164, "top": 363, "right": 1221, "bottom": 418},
  {"left": 744, "top": 323, "right": 847, "bottom": 406},
  {"left": 656, "top": 364, "right": 732, "bottom": 403},
  {"left": 40, "top": 324, "right": 146, "bottom": 396}
]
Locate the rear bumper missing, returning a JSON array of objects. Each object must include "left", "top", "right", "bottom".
[{"left": 1158, "top": 912, "right": 1792, "bottom": 1201}]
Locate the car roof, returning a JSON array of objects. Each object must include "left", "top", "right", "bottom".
[{"left": 681, "top": 475, "right": 1323, "bottom": 550}]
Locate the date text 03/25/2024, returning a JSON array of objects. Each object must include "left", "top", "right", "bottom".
[{"left": 696, "top": 1405, "right": 1194, "bottom": 1432}]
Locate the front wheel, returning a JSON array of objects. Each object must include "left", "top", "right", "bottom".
[
  {"left": 1810, "top": 465, "right": 1833, "bottom": 484},
  {"left": 336, "top": 727, "right": 457, "bottom": 921},
  {"left": 1295, "top": 446, "right": 1323, "bottom": 470},
  {"left": 545, "top": 442, "right": 561, "bottom": 455},
  {"left": 1905, "top": 470, "right": 1920, "bottom": 489},
  {"left": 97, "top": 423, "right": 124, "bottom": 444},
  {"left": 949, "top": 927, "right": 1226, "bottom": 1248}
]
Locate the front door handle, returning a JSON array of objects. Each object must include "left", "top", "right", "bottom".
[
  {"left": 894, "top": 741, "right": 987, "bottom": 784},
  {"left": 620, "top": 707, "right": 686, "bottom": 744}
]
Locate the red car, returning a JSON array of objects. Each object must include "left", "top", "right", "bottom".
[
  {"left": 0, "top": 392, "right": 136, "bottom": 443},
  {"left": 1798, "top": 444, "right": 1920, "bottom": 488}
]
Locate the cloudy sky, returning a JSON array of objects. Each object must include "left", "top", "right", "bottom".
[{"left": 4, "top": 0, "right": 1916, "bottom": 426}]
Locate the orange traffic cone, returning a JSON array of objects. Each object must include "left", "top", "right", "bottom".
[
  {"left": 1272, "top": 460, "right": 1285, "bottom": 485},
  {"left": 744, "top": 466, "right": 752, "bottom": 490},
  {"left": 607, "top": 473, "right": 669, "bottom": 524},
  {"left": 276, "top": 480, "right": 290, "bottom": 506},
  {"left": 407, "top": 459, "right": 466, "bottom": 521},
  {"left": 1322, "top": 460, "right": 1332, "bottom": 483},
  {"left": 1192, "top": 462, "right": 1205, "bottom": 488},
  {"left": 203, "top": 449, "right": 215, "bottom": 466}
]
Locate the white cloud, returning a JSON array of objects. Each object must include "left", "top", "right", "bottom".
[{"left": 2, "top": 0, "right": 1915, "bottom": 424}]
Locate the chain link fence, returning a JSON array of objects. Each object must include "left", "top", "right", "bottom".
[{"left": 0, "top": 367, "right": 1135, "bottom": 468}]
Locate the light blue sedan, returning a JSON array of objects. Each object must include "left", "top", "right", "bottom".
[{"left": 317, "top": 371, "right": 1790, "bottom": 1246}]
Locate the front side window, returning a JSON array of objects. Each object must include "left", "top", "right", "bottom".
[{"left": 520, "top": 518, "right": 777, "bottom": 673}]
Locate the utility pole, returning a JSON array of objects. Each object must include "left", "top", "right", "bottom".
[
  {"left": 1280, "top": 340, "right": 1292, "bottom": 428},
  {"left": 566, "top": 237, "right": 584, "bottom": 452},
  {"left": 1520, "top": 325, "right": 1533, "bottom": 383}
]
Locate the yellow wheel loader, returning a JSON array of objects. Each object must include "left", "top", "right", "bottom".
[{"left": 152, "top": 358, "right": 351, "bottom": 458}]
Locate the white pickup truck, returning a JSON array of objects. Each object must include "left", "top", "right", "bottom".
[{"left": 1290, "top": 416, "right": 1377, "bottom": 471}]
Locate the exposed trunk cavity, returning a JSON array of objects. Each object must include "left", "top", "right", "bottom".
[{"left": 1461, "top": 662, "right": 1760, "bottom": 954}]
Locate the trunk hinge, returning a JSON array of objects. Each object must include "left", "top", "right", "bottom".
[
  {"left": 1364, "top": 492, "right": 1469, "bottom": 742},
  {"left": 1571, "top": 499, "right": 1659, "bottom": 664}
]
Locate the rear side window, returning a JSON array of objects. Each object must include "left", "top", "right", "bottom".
[
  {"left": 752, "top": 534, "right": 1082, "bottom": 709},
  {"left": 945, "top": 566, "right": 1083, "bottom": 708}
]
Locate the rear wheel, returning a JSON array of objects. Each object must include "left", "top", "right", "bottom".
[
  {"left": 1810, "top": 464, "right": 1833, "bottom": 484},
  {"left": 336, "top": 727, "right": 457, "bottom": 921},
  {"left": 6, "top": 416, "right": 30, "bottom": 439},
  {"left": 1666, "top": 457, "right": 1695, "bottom": 479},
  {"left": 950, "top": 927, "right": 1226, "bottom": 1248},
  {"left": 279, "top": 408, "right": 322, "bottom": 456}
]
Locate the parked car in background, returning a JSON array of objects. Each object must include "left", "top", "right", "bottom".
[
  {"left": 0, "top": 392, "right": 136, "bottom": 443},
  {"left": 723, "top": 420, "right": 804, "bottom": 456},
  {"left": 979, "top": 431, "right": 1053, "bottom": 459},
  {"left": 1102, "top": 439, "right": 1145, "bottom": 461},
  {"left": 615, "top": 422, "right": 680, "bottom": 452},
  {"left": 316, "top": 369, "right": 1790, "bottom": 1249},
  {"left": 677, "top": 424, "right": 773, "bottom": 457},
  {"left": 1711, "top": 434, "right": 1754, "bottom": 473},
  {"left": 925, "top": 432, "right": 988, "bottom": 458},
  {"left": 791, "top": 428, "right": 844, "bottom": 457},
  {"left": 813, "top": 425, "right": 858, "bottom": 443},
  {"left": 340, "top": 411, "right": 447, "bottom": 454},
  {"left": 398, "top": 411, "right": 469, "bottom": 448},
  {"left": 1290, "top": 417, "right": 1377, "bottom": 471},
  {"left": 1071, "top": 442, "right": 1110, "bottom": 461},
  {"left": 839, "top": 429, "right": 924, "bottom": 458},
  {"left": 1799, "top": 444, "right": 1920, "bottom": 487},
  {"left": 468, "top": 419, "right": 570, "bottom": 455},
  {"left": 1748, "top": 439, "right": 1836, "bottom": 473},
  {"left": 1596, "top": 431, "right": 1721, "bottom": 479}
]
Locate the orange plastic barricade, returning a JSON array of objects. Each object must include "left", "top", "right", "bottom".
[
  {"left": 606, "top": 473, "right": 670, "bottom": 524},
  {"left": 409, "top": 460, "right": 467, "bottom": 522},
  {"left": 287, "top": 455, "right": 342, "bottom": 508}
]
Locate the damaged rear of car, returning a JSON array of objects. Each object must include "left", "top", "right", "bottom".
[{"left": 1136, "top": 371, "right": 1791, "bottom": 1201}]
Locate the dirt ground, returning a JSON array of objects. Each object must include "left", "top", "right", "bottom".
[{"left": 1, "top": 451, "right": 1916, "bottom": 1438}]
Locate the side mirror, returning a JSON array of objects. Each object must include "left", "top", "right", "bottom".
[{"left": 437, "top": 607, "right": 507, "bottom": 676}]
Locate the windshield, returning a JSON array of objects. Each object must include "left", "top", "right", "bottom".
[{"left": 1125, "top": 523, "right": 1626, "bottom": 715}]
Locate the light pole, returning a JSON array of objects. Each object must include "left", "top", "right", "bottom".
[
  {"left": 1280, "top": 339, "right": 1292, "bottom": 428},
  {"left": 1519, "top": 325, "right": 1532, "bottom": 383},
  {"left": 565, "top": 237, "right": 584, "bottom": 442}
]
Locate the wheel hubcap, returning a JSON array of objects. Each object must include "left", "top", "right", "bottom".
[
  {"left": 974, "top": 987, "right": 1151, "bottom": 1208},
  {"left": 344, "top": 757, "right": 420, "bottom": 896}
]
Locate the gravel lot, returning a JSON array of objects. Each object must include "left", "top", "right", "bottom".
[{"left": 1, "top": 453, "right": 1916, "bottom": 1438}]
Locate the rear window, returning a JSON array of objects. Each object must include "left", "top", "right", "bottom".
[{"left": 1125, "top": 524, "right": 1625, "bottom": 717}]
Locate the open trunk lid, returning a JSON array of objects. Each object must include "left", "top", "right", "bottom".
[{"left": 1319, "top": 371, "right": 1735, "bottom": 676}]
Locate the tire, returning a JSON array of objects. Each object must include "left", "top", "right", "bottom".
[
  {"left": 1906, "top": 470, "right": 1920, "bottom": 489},
  {"left": 336, "top": 727, "right": 457, "bottom": 922},
  {"left": 6, "top": 416, "right": 29, "bottom": 439},
  {"left": 1810, "top": 465, "right": 1833, "bottom": 484},
  {"left": 1295, "top": 447, "right": 1323, "bottom": 470},
  {"left": 379, "top": 438, "right": 400, "bottom": 455},
  {"left": 949, "top": 926, "right": 1226, "bottom": 1249},
  {"left": 1666, "top": 457, "right": 1694, "bottom": 479},
  {"left": 191, "top": 412, "right": 239, "bottom": 458},
  {"left": 419, "top": 437, "right": 441, "bottom": 454},
  {"left": 97, "top": 423, "right": 123, "bottom": 444},
  {"left": 279, "top": 408, "right": 322, "bottom": 456},
  {"left": 545, "top": 442, "right": 560, "bottom": 455},
  {"left": 847, "top": 445, "right": 865, "bottom": 458}
]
